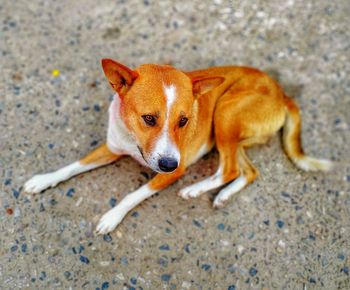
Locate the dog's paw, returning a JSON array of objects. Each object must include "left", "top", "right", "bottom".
[
  {"left": 213, "top": 197, "right": 227, "bottom": 209},
  {"left": 24, "top": 174, "right": 58, "bottom": 193},
  {"left": 95, "top": 209, "right": 123, "bottom": 235},
  {"left": 178, "top": 186, "right": 203, "bottom": 200}
]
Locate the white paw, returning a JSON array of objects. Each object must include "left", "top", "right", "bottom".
[
  {"left": 178, "top": 186, "right": 204, "bottom": 200},
  {"left": 95, "top": 209, "right": 124, "bottom": 235},
  {"left": 213, "top": 197, "right": 227, "bottom": 209},
  {"left": 24, "top": 173, "right": 59, "bottom": 193}
]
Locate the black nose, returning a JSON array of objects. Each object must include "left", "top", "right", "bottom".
[{"left": 158, "top": 157, "right": 178, "bottom": 172}]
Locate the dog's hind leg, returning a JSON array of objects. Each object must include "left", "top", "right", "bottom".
[
  {"left": 213, "top": 146, "right": 258, "bottom": 208},
  {"left": 178, "top": 133, "right": 240, "bottom": 200},
  {"left": 177, "top": 166, "right": 230, "bottom": 200},
  {"left": 24, "top": 144, "right": 121, "bottom": 193}
]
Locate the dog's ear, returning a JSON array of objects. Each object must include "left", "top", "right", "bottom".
[
  {"left": 192, "top": 76, "right": 224, "bottom": 96},
  {"left": 101, "top": 59, "right": 139, "bottom": 97}
]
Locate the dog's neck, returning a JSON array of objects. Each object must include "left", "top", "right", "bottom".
[{"left": 106, "top": 95, "right": 148, "bottom": 166}]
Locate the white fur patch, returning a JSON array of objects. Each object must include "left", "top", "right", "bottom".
[
  {"left": 96, "top": 184, "right": 156, "bottom": 234},
  {"left": 178, "top": 167, "right": 224, "bottom": 199},
  {"left": 294, "top": 156, "right": 333, "bottom": 172},
  {"left": 164, "top": 84, "right": 176, "bottom": 109},
  {"left": 107, "top": 94, "right": 148, "bottom": 166},
  {"left": 24, "top": 161, "right": 96, "bottom": 193},
  {"left": 213, "top": 176, "right": 247, "bottom": 208}
]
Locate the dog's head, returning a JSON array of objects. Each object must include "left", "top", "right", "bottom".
[{"left": 102, "top": 59, "right": 223, "bottom": 173}]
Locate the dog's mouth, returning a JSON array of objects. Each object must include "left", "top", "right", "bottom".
[
  {"left": 137, "top": 146, "right": 179, "bottom": 174},
  {"left": 137, "top": 146, "right": 167, "bottom": 173},
  {"left": 137, "top": 145, "right": 146, "bottom": 161}
]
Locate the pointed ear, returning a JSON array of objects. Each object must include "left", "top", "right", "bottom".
[
  {"left": 192, "top": 76, "right": 224, "bottom": 96},
  {"left": 101, "top": 59, "right": 139, "bottom": 96}
]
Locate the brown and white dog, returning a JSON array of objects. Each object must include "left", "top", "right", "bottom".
[{"left": 24, "top": 59, "right": 332, "bottom": 234}]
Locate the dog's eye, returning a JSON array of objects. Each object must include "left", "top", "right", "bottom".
[
  {"left": 142, "top": 115, "right": 157, "bottom": 126},
  {"left": 179, "top": 117, "right": 188, "bottom": 128}
]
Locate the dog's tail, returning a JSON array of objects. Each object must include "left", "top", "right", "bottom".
[{"left": 282, "top": 95, "right": 332, "bottom": 172}]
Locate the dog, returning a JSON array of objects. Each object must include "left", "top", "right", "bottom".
[{"left": 24, "top": 59, "right": 332, "bottom": 234}]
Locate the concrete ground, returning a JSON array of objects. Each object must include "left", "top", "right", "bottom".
[{"left": 1, "top": 0, "right": 349, "bottom": 289}]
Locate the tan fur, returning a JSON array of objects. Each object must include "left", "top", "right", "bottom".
[
  {"left": 80, "top": 144, "right": 121, "bottom": 165},
  {"left": 99, "top": 60, "right": 332, "bottom": 195},
  {"left": 148, "top": 166, "right": 185, "bottom": 190},
  {"left": 56, "top": 60, "right": 334, "bottom": 202}
]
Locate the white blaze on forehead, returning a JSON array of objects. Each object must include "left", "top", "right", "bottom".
[
  {"left": 149, "top": 84, "right": 180, "bottom": 167},
  {"left": 164, "top": 84, "right": 176, "bottom": 113}
]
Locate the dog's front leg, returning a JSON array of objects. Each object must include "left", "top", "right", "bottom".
[
  {"left": 96, "top": 168, "right": 184, "bottom": 235},
  {"left": 24, "top": 144, "right": 121, "bottom": 193}
]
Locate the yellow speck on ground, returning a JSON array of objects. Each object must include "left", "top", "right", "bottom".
[{"left": 52, "top": 69, "right": 60, "bottom": 77}]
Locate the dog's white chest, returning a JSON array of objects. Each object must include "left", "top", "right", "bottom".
[{"left": 106, "top": 95, "right": 147, "bottom": 166}]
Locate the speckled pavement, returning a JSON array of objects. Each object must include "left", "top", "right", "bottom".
[{"left": 1, "top": 0, "right": 349, "bottom": 289}]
